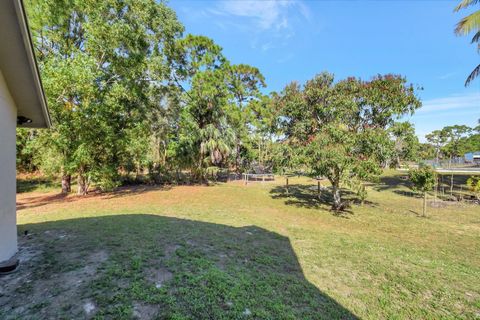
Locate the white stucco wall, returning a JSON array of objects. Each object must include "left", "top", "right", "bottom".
[{"left": 0, "top": 70, "right": 17, "bottom": 263}]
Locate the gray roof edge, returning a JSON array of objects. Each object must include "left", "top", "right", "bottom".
[{"left": 15, "top": 0, "right": 51, "bottom": 128}]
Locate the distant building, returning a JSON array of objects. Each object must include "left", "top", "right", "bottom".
[{"left": 465, "top": 152, "right": 480, "bottom": 165}]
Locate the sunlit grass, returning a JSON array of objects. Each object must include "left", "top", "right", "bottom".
[{"left": 8, "top": 172, "right": 480, "bottom": 319}]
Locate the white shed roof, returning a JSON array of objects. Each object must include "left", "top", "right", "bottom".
[{"left": 0, "top": 0, "right": 50, "bottom": 128}]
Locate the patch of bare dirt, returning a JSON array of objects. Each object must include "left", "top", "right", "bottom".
[
  {"left": 0, "top": 231, "right": 109, "bottom": 319},
  {"left": 163, "top": 244, "right": 181, "bottom": 259},
  {"left": 144, "top": 266, "right": 173, "bottom": 289},
  {"left": 132, "top": 302, "right": 158, "bottom": 319}
]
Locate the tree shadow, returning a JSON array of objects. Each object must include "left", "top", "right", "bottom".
[
  {"left": 16, "top": 192, "right": 70, "bottom": 211},
  {"left": 102, "top": 184, "right": 173, "bottom": 199},
  {"left": 391, "top": 190, "right": 421, "bottom": 198},
  {"left": 375, "top": 173, "right": 476, "bottom": 200},
  {"left": 373, "top": 174, "right": 411, "bottom": 192},
  {"left": 16, "top": 177, "right": 59, "bottom": 193},
  {"left": 269, "top": 184, "right": 374, "bottom": 217},
  {"left": 270, "top": 184, "right": 328, "bottom": 209},
  {"left": 437, "top": 173, "right": 472, "bottom": 187},
  {"left": 1, "top": 215, "right": 360, "bottom": 319},
  {"left": 16, "top": 184, "right": 173, "bottom": 211}
]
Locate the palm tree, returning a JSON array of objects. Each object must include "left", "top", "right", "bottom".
[{"left": 454, "top": 0, "right": 480, "bottom": 86}]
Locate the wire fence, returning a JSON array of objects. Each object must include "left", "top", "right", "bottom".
[
  {"left": 395, "top": 172, "right": 479, "bottom": 204},
  {"left": 421, "top": 157, "right": 480, "bottom": 169}
]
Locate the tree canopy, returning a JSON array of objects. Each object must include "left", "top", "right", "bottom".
[
  {"left": 409, "top": 166, "right": 436, "bottom": 216},
  {"left": 18, "top": 0, "right": 440, "bottom": 212},
  {"left": 424, "top": 124, "right": 480, "bottom": 165},
  {"left": 272, "top": 72, "right": 421, "bottom": 210}
]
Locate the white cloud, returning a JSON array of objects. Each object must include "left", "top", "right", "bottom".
[
  {"left": 407, "top": 92, "right": 480, "bottom": 142},
  {"left": 296, "top": 1, "right": 312, "bottom": 22},
  {"left": 417, "top": 92, "right": 480, "bottom": 113},
  {"left": 206, "top": 0, "right": 311, "bottom": 53},
  {"left": 216, "top": 0, "right": 297, "bottom": 31},
  {"left": 276, "top": 53, "right": 294, "bottom": 63},
  {"left": 438, "top": 72, "right": 456, "bottom": 80},
  {"left": 261, "top": 42, "right": 275, "bottom": 52}
]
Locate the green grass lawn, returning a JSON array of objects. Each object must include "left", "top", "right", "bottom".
[{"left": 2, "top": 171, "right": 480, "bottom": 319}]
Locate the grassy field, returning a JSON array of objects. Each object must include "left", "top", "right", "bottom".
[{"left": 2, "top": 171, "right": 480, "bottom": 319}]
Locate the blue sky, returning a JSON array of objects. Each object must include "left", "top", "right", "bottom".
[{"left": 170, "top": 0, "right": 480, "bottom": 140}]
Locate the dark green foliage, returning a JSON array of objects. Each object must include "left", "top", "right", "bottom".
[
  {"left": 409, "top": 166, "right": 436, "bottom": 193},
  {"left": 273, "top": 72, "right": 421, "bottom": 210},
  {"left": 16, "top": 129, "right": 38, "bottom": 172},
  {"left": 423, "top": 123, "right": 480, "bottom": 163},
  {"left": 23, "top": 0, "right": 185, "bottom": 193},
  {"left": 409, "top": 166, "right": 436, "bottom": 216},
  {"left": 466, "top": 176, "right": 480, "bottom": 200},
  {"left": 21, "top": 1, "right": 268, "bottom": 191},
  {"left": 18, "top": 1, "right": 433, "bottom": 203},
  {"left": 389, "top": 122, "right": 420, "bottom": 166}
]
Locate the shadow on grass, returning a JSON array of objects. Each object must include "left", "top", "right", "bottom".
[
  {"left": 16, "top": 192, "right": 70, "bottom": 211},
  {"left": 103, "top": 184, "right": 173, "bottom": 199},
  {"left": 437, "top": 173, "right": 472, "bottom": 187},
  {"left": 16, "top": 184, "right": 173, "bottom": 211},
  {"left": 16, "top": 177, "right": 60, "bottom": 193},
  {"left": 2, "top": 215, "right": 359, "bottom": 319},
  {"left": 269, "top": 184, "right": 376, "bottom": 217},
  {"left": 375, "top": 173, "right": 474, "bottom": 194},
  {"left": 373, "top": 174, "right": 411, "bottom": 192},
  {"left": 392, "top": 190, "right": 421, "bottom": 198}
]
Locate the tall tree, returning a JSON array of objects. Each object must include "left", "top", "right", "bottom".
[
  {"left": 25, "top": 0, "right": 184, "bottom": 194},
  {"left": 389, "top": 122, "right": 420, "bottom": 167},
  {"left": 170, "top": 36, "right": 266, "bottom": 181},
  {"left": 425, "top": 130, "right": 448, "bottom": 165},
  {"left": 454, "top": 0, "right": 480, "bottom": 86},
  {"left": 225, "top": 64, "right": 266, "bottom": 173},
  {"left": 276, "top": 72, "right": 421, "bottom": 210},
  {"left": 441, "top": 125, "right": 472, "bottom": 165},
  {"left": 170, "top": 36, "right": 229, "bottom": 180}
]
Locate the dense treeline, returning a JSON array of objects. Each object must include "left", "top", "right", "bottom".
[
  {"left": 424, "top": 123, "right": 480, "bottom": 164},
  {"left": 17, "top": 0, "right": 432, "bottom": 209},
  {"left": 19, "top": 0, "right": 271, "bottom": 194}
]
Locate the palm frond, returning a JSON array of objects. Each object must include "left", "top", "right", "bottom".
[
  {"left": 472, "top": 30, "right": 480, "bottom": 43},
  {"left": 454, "top": 0, "right": 480, "bottom": 12},
  {"left": 455, "top": 11, "right": 480, "bottom": 35},
  {"left": 465, "top": 63, "right": 480, "bottom": 86}
]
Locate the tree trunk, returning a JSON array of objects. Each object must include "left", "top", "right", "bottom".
[
  {"left": 61, "top": 173, "right": 71, "bottom": 194},
  {"left": 197, "top": 151, "right": 205, "bottom": 184},
  {"left": 332, "top": 182, "right": 342, "bottom": 211},
  {"left": 423, "top": 191, "right": 427, "bottom": 217},
  {"left": 450, "top": 174, "right": 454, "bottom": 195},
  {"left": 77, "top": 171, "right": 88, "bottom": 195},
  {"left": 135, "top": 165, "right": 141, "bottom": 181},
  {"left": 235, "top": 139, "right": 241, "bottom": 174},
  {"left": 317, "top": 181, "right": 321, "bottom": 200},
  {"left": 162, "top": 141, "right": 167, "bottom": 166},
  {"left": 381, "top": 159, "right": 388, "bottom": 169},
  {"left": 396, "top": 155, "right": 401, "bottom": 168}
]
